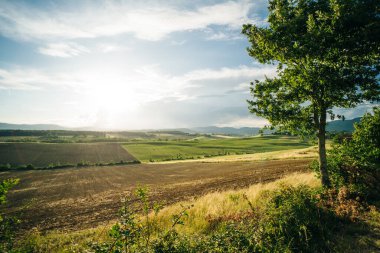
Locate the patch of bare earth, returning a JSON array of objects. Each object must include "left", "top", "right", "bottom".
[{"left": 0, "top": 159, "right": 312, "bottom": 232}]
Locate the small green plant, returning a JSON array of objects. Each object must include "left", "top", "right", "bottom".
[
  {"left": 91, "top": 186, "right": 192, "bottom": 253},
  {"left": 0, "top": 178, "right": 20, "bottom": 252}
]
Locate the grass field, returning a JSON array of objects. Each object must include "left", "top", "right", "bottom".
[
  {"left": 0, "top": 143, "right": 136, "bottom": 168},
  {"left": 0, "top": 135, "right": 311, "bottom": 168},
  {"left": 123, "top": 135, "right": 311, "bottom": 162}
]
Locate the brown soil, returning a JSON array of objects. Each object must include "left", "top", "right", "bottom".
[
  {"left": 1, "top": 159, "right": 312, "bottom": 232},
  {"left": 0, "top": 143, "right": 136, "bottom": 167}
]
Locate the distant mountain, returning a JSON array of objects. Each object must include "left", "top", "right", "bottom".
[
  {"left": 177, "top": 119, "right": 361, "bottom": 136},
  {"left": 0, "top": 123, "right": 70, "bottom": 130},
  {"left": 0, "top": 118, "right": 360, "bottom": 134},
  {"left": 326, "top": 118, "right": 361, "bottom": 132},
  {"left": 0, "top": 123, "right": 261, "bottom": 135},
  {"left": 188, "top": 126, "right": 262, "bottom": 136}
]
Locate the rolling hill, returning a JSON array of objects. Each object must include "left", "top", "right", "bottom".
[{"left": 0, "top": 117, "right": 361, "bottom": 135}]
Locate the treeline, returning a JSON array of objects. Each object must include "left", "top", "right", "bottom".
[
  {"left": 0, "top": 130, "right": 153, "bottom": 137},
  {"left": 0, "top": 160, "right": 141, "bottom": 171},
  {"left": 0, "top": 130, "right": 195, "bottom": 138}
]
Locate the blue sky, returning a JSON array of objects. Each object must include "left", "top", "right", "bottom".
[{"left": 0, "top": 0, "right": 371, "bottom": 130}]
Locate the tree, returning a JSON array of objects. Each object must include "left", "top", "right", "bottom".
[{"left": 242, "top": 0, "right": 379, "bottom": 187}]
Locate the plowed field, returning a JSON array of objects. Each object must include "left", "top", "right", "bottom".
[
  {"left": 1, "top": 159, "right": 312, "bottom": 231},
  {"left": 0, "top": 143, "right": 136, "bottom": 167}
]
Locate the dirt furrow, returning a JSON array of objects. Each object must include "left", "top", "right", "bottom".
[{"left": 1, "top": 159, "right": 312, "bottom": 231}]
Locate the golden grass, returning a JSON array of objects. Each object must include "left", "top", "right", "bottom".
[
  {"left": 17, "top": 226, "right": 110, "bottom": 253},
  {"left": 17, "top": 172, "right": 319, "bottom": 252},
  {"left": 18, "top": 168, "right": 380, "bottom": 252},
  {"left": 152, "top": 172, "right": 319, "bottom": 234},
  {"left": 156, "top": 146, "right": 319, "bottom": 164}
]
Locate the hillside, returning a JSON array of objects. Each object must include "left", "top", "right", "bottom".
[
  {"left": 0, "top": 118, "right": 361, "bottom": 135},
  {"left": 326, "top": 117, "right": 361, "bottom": 132},
  {"left": 0, "top": 123, "right": 70, "bottom": 131}
]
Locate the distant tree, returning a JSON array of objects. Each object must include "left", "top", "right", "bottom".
[{"left": 242, "top": 0, "right": 379, "bottom": 187}]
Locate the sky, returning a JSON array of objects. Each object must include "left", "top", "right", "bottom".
[{"left": 0, "top": 0, "right": 372, "bottom": 130}]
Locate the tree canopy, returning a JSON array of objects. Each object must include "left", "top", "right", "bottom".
[{"left": 242, "top": 0, "right": 379, "bottom": 186}]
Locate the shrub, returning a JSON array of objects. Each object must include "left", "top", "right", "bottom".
[
  {"left": 254, "top": 184, "right": 338, "bottom": 252},
  {"left": 316, "top": 187, "right": 366, "bottom": 222},
  {"left": 88, "top": 181, "right": 345, "bottom": 253},
  {"left": 0, "top": 178, "right": 20, "bottom": 252},
  {"left": 326, "top": 107, "right": 380, "bottom": 199},
  {"left": 25, "top": 164, "right": 35, "bottom": 170},
  {"left": 152, "top": 184, "right": 339, "bottom": 253}
]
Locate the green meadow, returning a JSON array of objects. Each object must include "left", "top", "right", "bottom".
[{"left": 123, "top": 135, "right": 311, "bottom": 162}]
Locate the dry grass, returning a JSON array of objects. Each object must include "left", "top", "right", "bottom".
[
  {"left": 156, "top": 146, "right": 319, "bottom": 164},
  {"left": 152, "top": 172, "right": 319, "bottom": 234},
  {"left": 17, "top": 172, "right": 318, "bottom": 252},
  {"left": 17, "top": 226, "right": 110, "bottom": 253},
  {"left": 17, "top": 170, "right": 380, "bottom": 253}
]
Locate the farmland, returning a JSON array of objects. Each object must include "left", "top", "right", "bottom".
[
  {"left": 0, "top": 135, "right": 311, "bottom": 168},
  {"left": 1, "top": 158, "right": 311, "bottom": 231},
  {"left": 0, "top": 132, "right": 315, "bottom": 244},
  {"left": 123, "top": 135, "right": 310, "bottom": 162},
  {"left": 0, "top": 143, "right": 137, "bottom": 168}
]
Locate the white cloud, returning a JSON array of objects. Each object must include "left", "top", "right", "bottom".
[
  {"left": 97, "top": 43, "right": 130, "bottom": 53},
  {"left": 204, "top": 29, "right": 244, "bottom": 41},
  {"left": 0, "top": 64, "right": 276, "bottom": 98},
  {"left": 170, "top": 40, "right": 187, "bottom": 46},
  {"left": 0, "top": 68, "right": 83, "bottom": 90},
  {"left": 216, "top": 116, "right": 269, "bottom": 128},
  {"left": 126, "top": 64, "right": 277, "bottom": 102},
  {"left": 182, "top": 65, "right": 276, "bottom": 82},
  {"left": 0, "top": 64, "right": 276, "bottom": 128},
  {"left": 0, "top": 69, "right": 41, "bottom": 90},
  {"left": 38, "top": 42, "right": 89, "bottom": 57},
  {"left": 206, "top": 32, "right": 233, "bottom": 41},
  {"left": 0, "top": 0, "right": 261, "bottom": 41}
]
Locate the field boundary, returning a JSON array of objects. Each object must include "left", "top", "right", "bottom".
[{"left": 0, "top": 160, "right": 141, "bottom": 171}]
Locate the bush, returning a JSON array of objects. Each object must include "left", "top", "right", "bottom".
[
  {"left": 0, "top": 178, "right": 20, "bottom": 252},
  {"left": 153, "top": 184, "right": 339, "bottom": 253},
  {"left": 254, "top": 184, "right": 338, "bottom": 252},
  {"left": 88, "top": 182, "right": 344, "bottom": 253},
  {"left": 327, "top": 107, "right": 380, "bottom": 199}
]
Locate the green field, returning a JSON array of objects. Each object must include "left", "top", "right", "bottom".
[
  {"left": 123, "top": 135, "right": 311, "bottom": 162},
  {"left": 0, "top": 135, "right": 312, "bottom": 168},
  {"left": 0, "top": 143, "right": 136, "bottom": 168}
]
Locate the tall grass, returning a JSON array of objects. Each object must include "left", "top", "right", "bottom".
[
  {"left": 16, "top": 172, "right": 318, "bottom": 252},
  {"left": 152, "top": 172, "right": 319, "bottom": 234},
  {"left": 15, "top": 172, "right": 380, "bottom": 252}
]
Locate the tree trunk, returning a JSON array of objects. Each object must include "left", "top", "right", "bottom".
[{"left": 318, "top": 111, "right": 331, "bottom": 187}]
